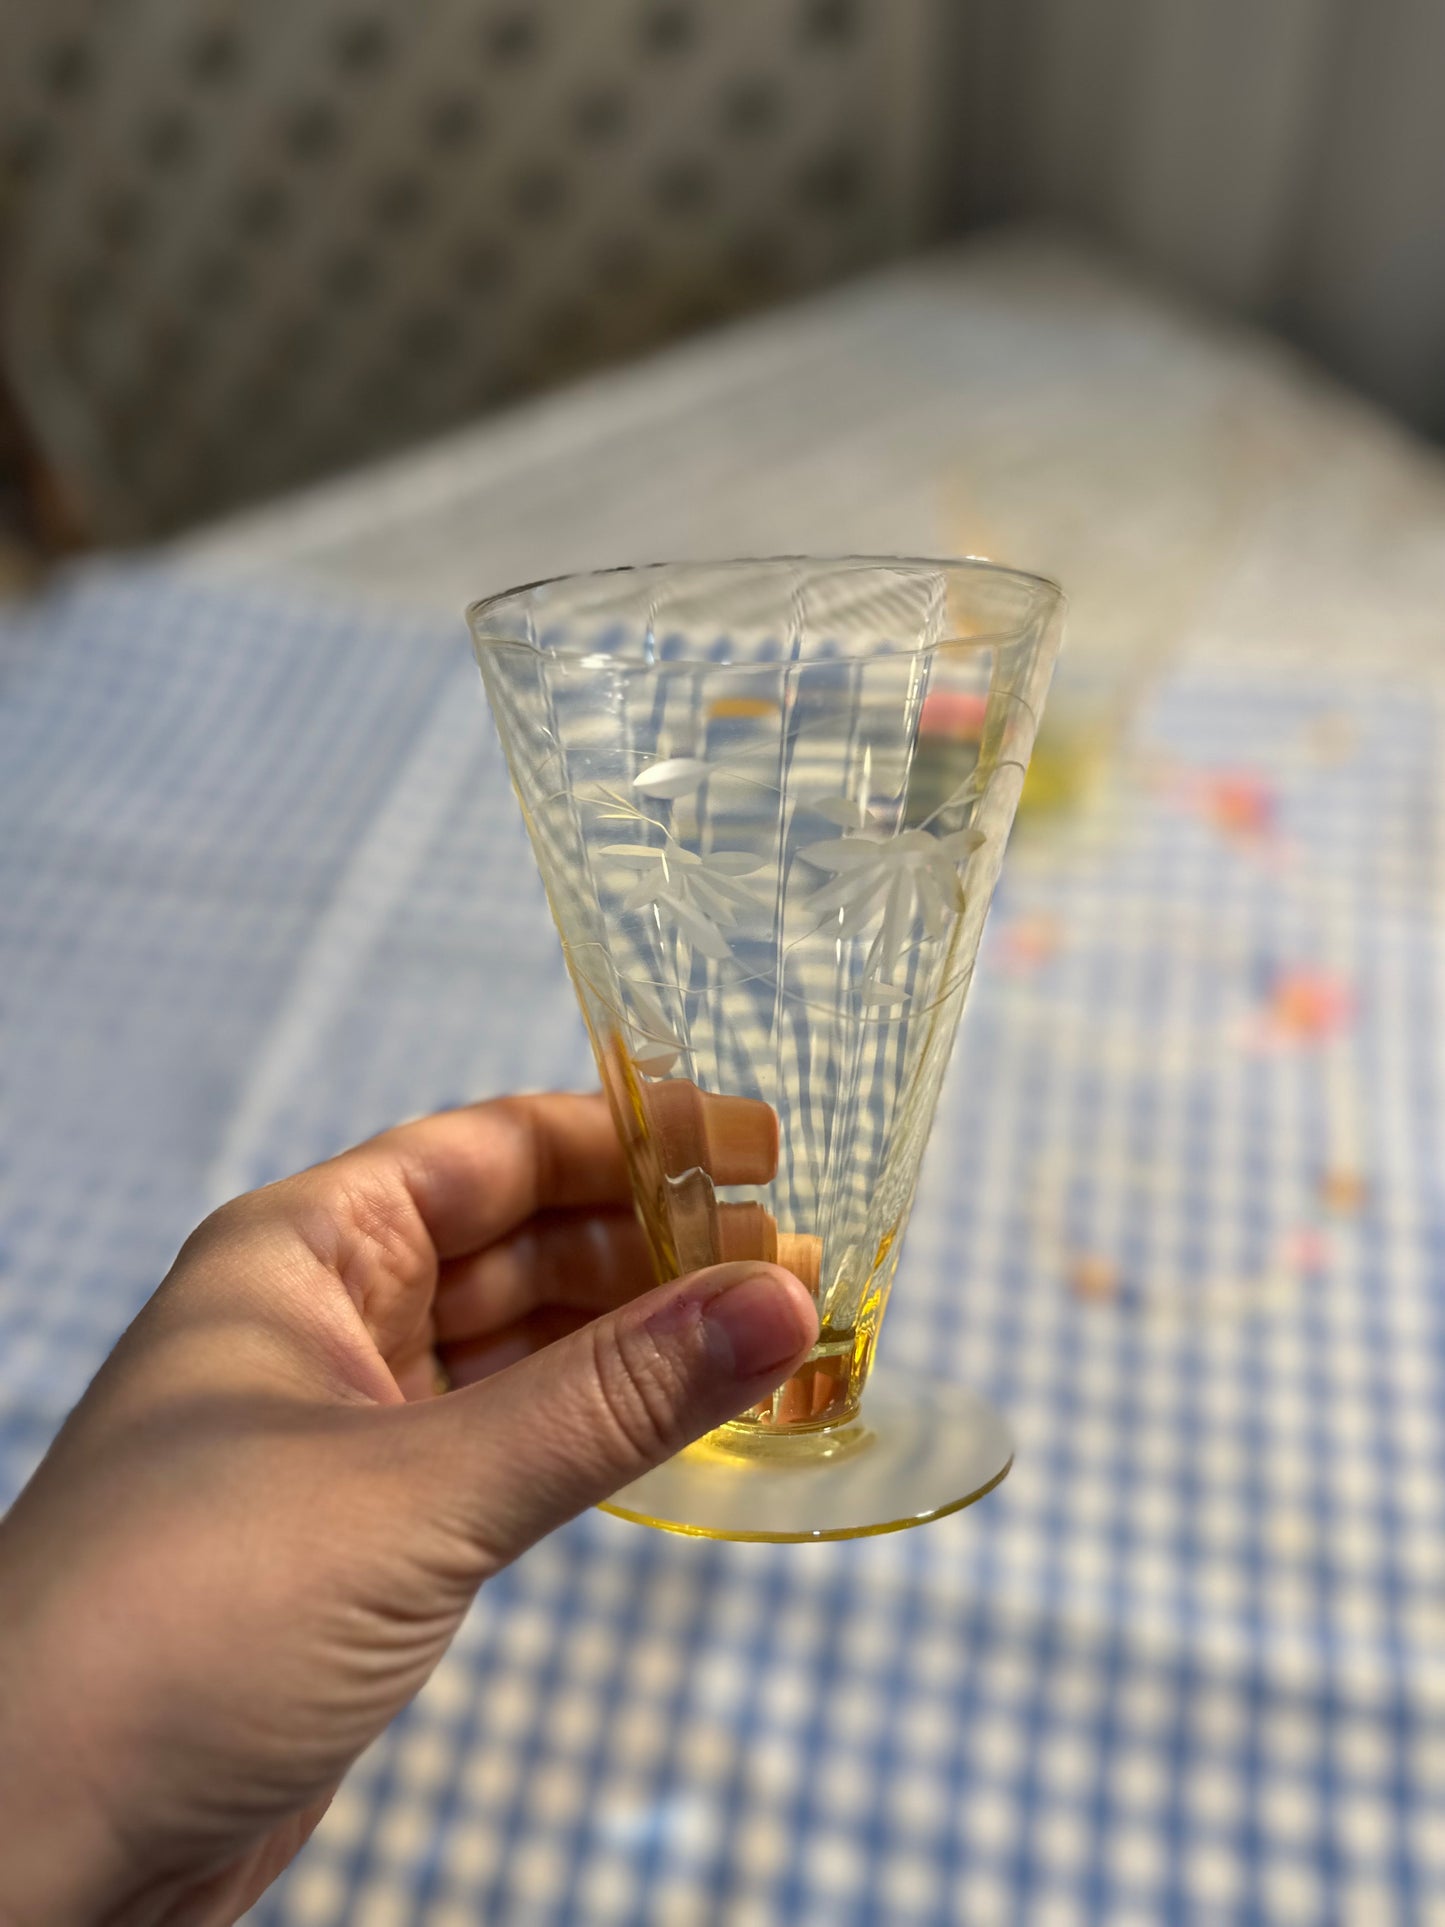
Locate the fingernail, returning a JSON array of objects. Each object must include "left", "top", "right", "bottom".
[{"left": 701, "top": 1270, "right": 814, "bottom": 1379}]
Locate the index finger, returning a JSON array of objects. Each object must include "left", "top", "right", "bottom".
[{"left": 361, "top": 1092, "right": 634, "bottom": 1260}]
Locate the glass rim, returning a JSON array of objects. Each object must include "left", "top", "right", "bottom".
[{"left": 466, "top": 554, "right": 1064, "bottom": 669}]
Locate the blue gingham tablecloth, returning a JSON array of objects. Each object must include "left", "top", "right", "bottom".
[{"left": 2, "top": 563, "right": 1443, "bottom": 1926}]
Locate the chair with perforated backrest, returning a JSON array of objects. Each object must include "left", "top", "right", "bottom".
[{"left": 0, "top": 0, "right": 939, "bottom": 541}]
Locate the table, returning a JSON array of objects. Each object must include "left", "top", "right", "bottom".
[{"left": 4, "top": 230, "right": 1445, "bottom": 1924}]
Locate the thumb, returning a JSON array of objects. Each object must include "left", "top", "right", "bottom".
[{"left": 416, "top": 1262, "right": 818, "bottom": 1568}]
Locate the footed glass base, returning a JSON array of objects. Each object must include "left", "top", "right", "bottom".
[{"left": 600, "top": 1366, "right": 1014, "bottom": 1542}]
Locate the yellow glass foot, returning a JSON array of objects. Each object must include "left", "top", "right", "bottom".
[{"left": 599, "top": 1366, "right": 1014, "bottom": 1542}]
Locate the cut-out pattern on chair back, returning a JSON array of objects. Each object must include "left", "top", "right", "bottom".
[{"left": 0, "top": 0, "right": 934, "bottom": 537}]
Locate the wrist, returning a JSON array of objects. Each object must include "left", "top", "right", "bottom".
[
  {"left": 0, "top": 1559, "right": 249, "bottom": 1927},
  {"left": 0, "top": 1709, "right": 131, "bottom": 1926},
  {"left": 0, "top": 1531, "right": 141, "bottom": 1926}
]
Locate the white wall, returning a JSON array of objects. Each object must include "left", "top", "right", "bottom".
[{"left": 937, "top": 0, "right": 1445, "bottom": 437}]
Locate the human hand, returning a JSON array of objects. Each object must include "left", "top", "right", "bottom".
[{"left": 0, "top": 1094, "right": 817, "bottom": 1925}]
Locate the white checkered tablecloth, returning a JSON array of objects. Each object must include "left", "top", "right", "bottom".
[{"left": 3, "top": 561, "right": 1443, "bottom": 1925}]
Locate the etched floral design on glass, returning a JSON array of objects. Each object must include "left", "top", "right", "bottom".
[{"left": 471, "top": 558, "right": 1062, "bottom": 1540}]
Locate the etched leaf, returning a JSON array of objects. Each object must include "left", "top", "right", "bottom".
[
  {"left": 632, "top": 1043, "right": 681, "bottom": 1073},
  {"left": 632, "top": 758, "right": 711, "bottom": 797},
  {"left": 668, "top": 898, "right": 734, "bottom": 959},
  {"left": 687, "top": 873, "right": 751, "bottom": 920},
  {"left": 915, "top": 864, "right": 958, "bottom": 938},
  {"left": 805, "top": 865, "right": 882, "bottom": 921},
  {"left": 938, "top": 827, "right": 986, "bottom": 858},
  {"left": 621, "top": 872, "right": 663, "bottom": 913},
  {"left": 599, "top": 843, "right": 665, "bottom": 868},
  {"left": 879, "top": 872, "right": 912, "bottom": 972},
  {"left": 705, "top": 851, "right": 768, "bottom": 875},
  {"left": 837, "top": 890, "right": 884, "bottom": 939},
  {"left": 810, "top": 794, "right": 867, "bottom": 827},
  {"left": 799, "top": 837, "right": 888, "bottom": 873}
]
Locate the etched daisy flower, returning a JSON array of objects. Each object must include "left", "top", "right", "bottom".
[
  {"left": 800, "top": 822, "right": 985, "bottom": 981},
  {"left": 601, "top": 843, "right": 765, "bottom": 960}
]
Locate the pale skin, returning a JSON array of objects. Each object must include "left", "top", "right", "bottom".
[{"left": 0, "top": 1094, "right": 818, "bottom": 1925}]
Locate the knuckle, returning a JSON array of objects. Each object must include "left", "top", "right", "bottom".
[
  {"left": 331, "top": 1162, "right": 430, "bottom": 1272},
  {"left": 173, "top": 1188, "right": 269, "bottom": 1263},
  {"left": 586, "top": 1315, "right": 692, "bottom": 1465}
]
